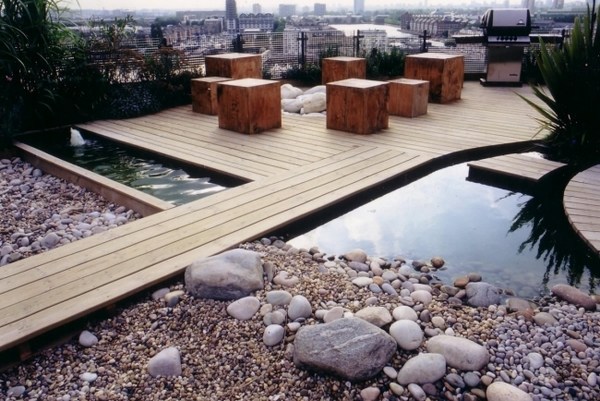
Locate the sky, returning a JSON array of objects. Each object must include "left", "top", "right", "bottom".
[{"left": 64, "top": 0, "right": 485, "bottom": 13}]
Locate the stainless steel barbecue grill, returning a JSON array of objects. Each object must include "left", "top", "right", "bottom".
[{"left": 480, "top": 8, "right": 532, "bottom": 86}]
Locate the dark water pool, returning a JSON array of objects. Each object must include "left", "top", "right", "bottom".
[
  {"left": 20, "top": 130, "right": 242, "bottom": 206},
  {"left": 288, "top": 159, "right": 600, "bottom": 298}
]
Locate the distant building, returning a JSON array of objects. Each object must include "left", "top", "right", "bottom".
[
  {"left": 314, "top": 3, "right": 326, "bottom": 16},
  {"left": 521, "top": 0, "right": 536, "bottom": 12},
  {"left": 354, "top": 0, "right": 365, "bottom": 15},
  {"left": 410, "top": 15, "right": 468, "bottom": 37},
  {"left": 252, "top": 3, "right": 261, "bottom": 14},
  {"left": 279, "top": 4, "right": 296, "bottom": 17},
  {"left": 552, "top": 0, "right": 564, "bottom": 9},
  {"left": 239, "top": 13, "right": 274, "bottom": 32},
  {"left": 373, "top": 15, "right": 388, "bottom": 25},
  {"left": 204, "top": 18, "right": 224, "bottom": 34},
  {"left": 225, "top": 0, "right": 238, "bottom": 33}
]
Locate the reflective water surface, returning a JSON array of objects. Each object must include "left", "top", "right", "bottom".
[
  {"left": 22, "top": 130, "right": 233, "bottom": 206},
  {"left": 289, "top": 162, "right": 600, "bottom": 298}
]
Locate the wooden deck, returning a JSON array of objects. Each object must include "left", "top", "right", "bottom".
[
  {"left": 0, "top": 81, "right": 565, "bottom": 354},
  {"left": 468, "top": 154, "right": 566, "bottom": 184},
  {"left": 564, "top": 164, "right": 600, "bottom": 254}
]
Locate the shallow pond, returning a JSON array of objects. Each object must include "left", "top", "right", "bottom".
[
  {"left": 289, "top": 160, "right": 600, "bottom": 298},
  {"left": 21, "top": 130, "right": 240, "bottom": 206}
]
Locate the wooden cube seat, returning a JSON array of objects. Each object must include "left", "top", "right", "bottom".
[
  {"left": 217, "top": 78, "right": 281, "bottom": 134},
  {"left": 191, "top": 77, "right": 232, "bottom": 115},
  {"left": 205, "top": 53, "right": 262, "bottom": 79},
  {"left": 326, "top": 78, "right": 389, "bottom": 135},
  {"left": 388, "top": 78, "right": 429, "bottom": 118},
  {"left": 322, "top": 56, "right": 366, "bottom": 84},
  {"left": 404, "top": 53, "right": 464, "bottom": 104}
]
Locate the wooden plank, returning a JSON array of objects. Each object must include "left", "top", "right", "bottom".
[
  {"left": 468, "top": 154, "right": 565, "bottom": 183},
  {"left": 564, "top": 164, "right": 600, "bottom": 254},
  {"left": 0, "top": 149, "right": 428, "bottom": 349},
  {"left": 14, "top": 142, "right": 173, "bottom": 216},
  {"left": 2, "top": 81, "right": 572, "bottom": 354}
]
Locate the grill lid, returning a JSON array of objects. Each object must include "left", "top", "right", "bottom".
[{"left": 481, "top": 8, "right": 532, "bottom": 37}]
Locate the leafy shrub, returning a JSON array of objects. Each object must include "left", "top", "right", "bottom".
[
  {"left": 521, "top": 2, "right": 600, "bottom": 163},
  {"left": 364, "top": 47, "right": 405, "bottom": 79},
  {"left": 281, "top": 64, "right": 322, "bottom": 86}
]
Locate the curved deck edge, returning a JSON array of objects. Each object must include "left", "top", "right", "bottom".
[{"left": 563, "top": 164, "right": 600, "bottom": 255}]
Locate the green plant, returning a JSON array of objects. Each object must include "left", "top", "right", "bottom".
[
  {"left": 521, "top": 1, "right": 600, "bottom": 162},
  {"left": 281, "top": 63, "right": 321, "bottom": 86},
  {"left": 364, "top": 47, "right": 405, "bottom": 79},
  {"left": 0, "top": 0, "right": 73, "bottom": 143}
]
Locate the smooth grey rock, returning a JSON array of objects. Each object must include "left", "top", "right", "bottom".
[
  {"left": 185, "top": 249, "right": 263, "bottom": 300},
  {"left": 381, "top": 283, "right": 398, "bottom": 296},
  {"left": 151, "top": 288, "right": 170, "bottom": 300},
  {"left": 323, "top": 306, "right": 345, "bottom": 323},
  {"left": 147, "top": 347, "right": 182, "bottom": 377},
  {"left": 487, "top": 382, "right": 533, "bottom": 401},
  {"left": 465, "top": 282, "right": 502, "bottom": 307},
  {"left": 527, "top": 352, "right": 544, "bottom": 369},
  {"left": 80, "top": 372, "right": 98, "bottom": 382},
  {"left": 397, "top": 353, "right": 446, "bottom": 385},
  {"left": 288, "top": 295, "right": 312, "bottom": 320},
  {"left": 352, "top": 277, "right": 373, "bottom": 287},
  {"left": 293, "top": 317, "right": 397, "bottom": 381},
  {"left": 389, "top": 320, "right": 423, "bottom": 350},
  {"left": 7, "top": 386, "right": 26, "bottom": 397},
  {"left": 533, "top": 312, "right": 558, "bottom": 326},
  {"left": 344, "top": 249, "right": 368, "bottom": 263},
  {"left": 226, "top": 296, "right": 260, "bottom": 320},
  {"left": 354, "top": 306, "right": 393, "bottom": 328},
  {"left": 551, "top": 284, "right": 597, "bottom": 310},
  {"left": 426, "top": 335, "right": 489, "bottom": 371},
  {"left": 349, "top": 261, "right": 370, "bottom": 272},
  {"left": 464, "top": 371, "right": 481, "bottom": 387},
  {"left": 360, "top": 387, "right": 381, "bottom": 401},
  {"left": 42, "top": 232, "right": 60, "bottom": 248},
  {"left": 266, "top": 290, "right": 293, "bottom": 306},
  {"left": 408, "top": 383, "right": 427, "bottom": 401},
  {"left": 78, "top": 330, "right": 98, "bottom": 347},
  {"left": 392, "top": 305, "right": 418, "bottom": 321},
  {"left": 263, "top": 324, "right": 285, "bottom": 346},
  {"left": 411, "top": 290, "right": 432, "bottom": 306}
]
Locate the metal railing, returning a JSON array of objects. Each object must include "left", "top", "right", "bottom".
[{"left": 76, "top": 30, "right": 563, "bottom": 81}]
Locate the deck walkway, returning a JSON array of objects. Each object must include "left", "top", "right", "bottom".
[
  {"left": 564, "top": 164, "right": 600, "bottom": 255},
  {"left": 468, "top": 154, "right": 566, "bottom": 184},
  {"left": 1, "top": 81, "right": 588, "bottom": 355}
]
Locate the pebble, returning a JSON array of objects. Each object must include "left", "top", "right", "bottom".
[
  {"left": 147, "top": 347, "right": 182, "bottom": 377},
  {"left": 263, "top": 324, "right": 285, "bottom": 346},
  {"left": 360, "top": 386, "right": 380, "bottom": 401},
  {"left": 226, "top": 296, "right": 260, "bottom": 320},
  {"left": 266, "top": 290, "right": 293, "bottom": 305},
  {"left": 389, "top": 320, "right": 423, "bottom": 350},
  {"left": 78, "top": 330, "right": 98, "bottom": 347},
  {"left": 408, "top": 383, "right": 427, "bottom": 401},
  {"left": 80, "top": 372, "right": 98, "bottom": 382},
  {"left": 288, "top": 295, "right": 312, "bottom": 320},
  {"left": 392, "top": 305, "right": 418, "bottom": 321}
]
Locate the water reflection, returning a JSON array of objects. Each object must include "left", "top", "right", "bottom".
[
  {"left": 21, "top": 130, "right": 232, "bottom": 205},
  {"left": 289, "top": 162, "right": 600, "bottom": 298},
  {"left": 507, "top": 168, "right": 600, "bottom": 293}
]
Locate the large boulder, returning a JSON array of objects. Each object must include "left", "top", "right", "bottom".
[
  {"left": 293, "top": 318, "right": 397, "bottom": 382},
  {"left": 465, "top": 282, "right": 502, "bottom": 307},
  {"left": 426, "top": 335, "right": 489, "bottom": 371},
  {"left": 185, "top": 249, "right": 263, "bottom": 300},
  {"left": 551, "top": 284, "right": 597, "bottom": 310}
]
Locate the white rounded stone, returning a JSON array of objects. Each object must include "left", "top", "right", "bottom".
[
  {"left": 392, "top": 305, "right": 418, "bottom": 321},
  {"left": 389, "top": 320, "right": 423, "bottom": 350},
  {"left": 263, "top": 324, "right": 285, "bottom": 346}
]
